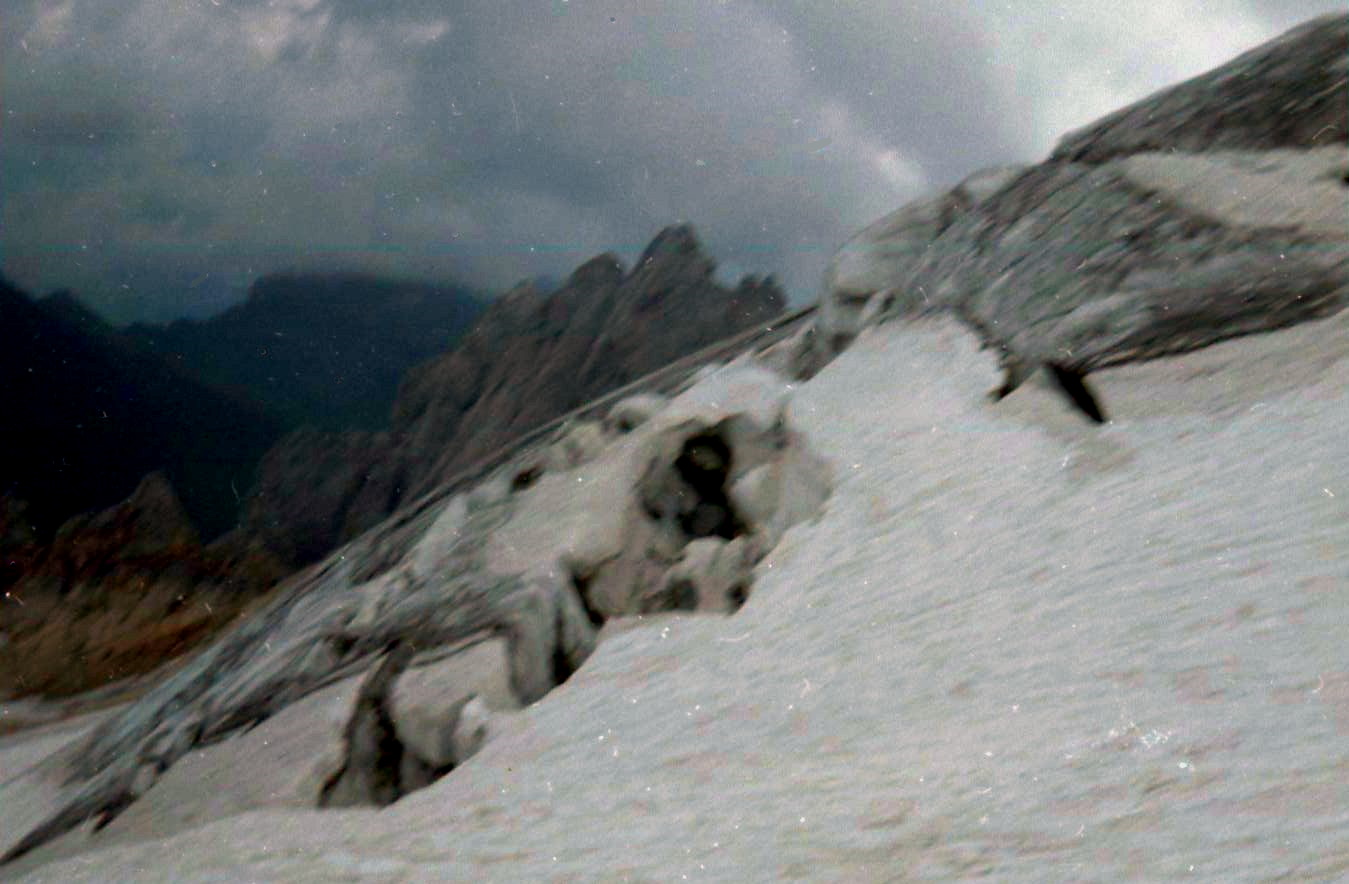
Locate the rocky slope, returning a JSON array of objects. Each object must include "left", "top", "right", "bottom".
[
  {"left": 244, "top": 225, "right": 785, "bottom": 569},
  {"left": 0, "top": 474, "right": 285, "bottom": 701},
  {"left": 0, "top": 233, "right": 783, "bottom": 703},
  {"left": 1, "top": 273, "right": 474, "bottom": 702},
  {"left": 393, "top": 224, "right": 785, "bottom": 496},
  {"left": 124, "top": 273, "right": 483, "bottom": 432},
  {"left": 1, "top": 15, "right": 1345, "bottom": 880}
]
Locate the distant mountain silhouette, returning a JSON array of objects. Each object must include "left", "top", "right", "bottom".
[
  {"left": 0, "top": 276, "right": 283, "bottom": 540},
  {"left": 124, "top": 272, "right": 484, "bottom": 431}
]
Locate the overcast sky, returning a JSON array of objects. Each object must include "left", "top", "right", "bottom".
[{"left": 1, "top": 1, "right": 1338, "bottom": 322}]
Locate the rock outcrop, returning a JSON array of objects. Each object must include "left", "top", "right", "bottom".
[
  {"left": 245, "top": 225, "right": 786, "bottom": 569},
  {"left": 816, "top": 13, "right": 1348, "bottom": 408},
  {"left": 242, "top": 428, "right": 401, "bottom": 569},
  {"left": 819, "top": 164, "right": 1027, "bottom": 359},
  {"left": 1, "top": 274, "right": 484, "bottom": 701},
  {"left": 393, "top": 224, "right": 785, "bottom": 497},
  {"left": 0, "top": 474, "right": 285, "bottom": 701},
  {"left": 1050, "top": 14, "right": 1347, "bottom": 162}
]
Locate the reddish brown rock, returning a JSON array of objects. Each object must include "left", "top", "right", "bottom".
[{"left": 0, "top": 473, "right": 285, "bottom": 701}]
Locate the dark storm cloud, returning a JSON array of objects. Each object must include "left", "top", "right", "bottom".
[{"left": 0, "top": 0, "right": 1340, "bottom": 322}]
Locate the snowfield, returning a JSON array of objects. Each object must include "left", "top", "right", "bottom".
[{"left": 17, "top": 314, "right": 1349, "bottom": 881}]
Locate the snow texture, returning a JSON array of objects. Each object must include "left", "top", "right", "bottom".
[{"left": 15, "top": 314, "right": 1349, "bottom": 881}]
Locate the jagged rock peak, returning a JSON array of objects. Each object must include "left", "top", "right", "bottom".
[
  {"left": 114, "top": 472, "right": 198, "bottom": 544},
  {"left": 127, "top": 471, "right": 182, "bottom": 511},
  {"left": 499, "top": 279, "right": 543, "bottom": 302},
  {"left": 567, "top": 253, "right": 626, "bottom": 287},
  {"left": 55, "top": 470, "right": 200, "bottom": 556},
  {"left": 490, "top": 279, "right": 545, "bottom": 318},
  {"left": 637, "top": 224, "right": 703, "bottom": 268}
]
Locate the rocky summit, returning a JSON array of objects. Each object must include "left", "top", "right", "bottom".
[
  {"left": 244, "top": 224, "right": 784, "bottom": 569},
  {"left": 0, "top": 15, "right": 1345, "bottom": 882}
]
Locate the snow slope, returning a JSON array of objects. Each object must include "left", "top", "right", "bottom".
[{"left": 19, "top": 314, "right": 1349, "bottom": 881}]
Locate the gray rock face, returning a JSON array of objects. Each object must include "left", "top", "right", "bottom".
[
  {"left": 1051, "top": 13, "right": 1348, "bottom": 162},
  {"left": 922, "top": 147, "right": 1347, "bottom": 380},
  {"left": 820, "top": 164, "right": 1027, "bottom": 357},
  {"left": 242, "top": 428, "right": 400, "bottom": 568},
  {"left": 394, "top": 224, "right": 786, "bottom": 500},
  {"left": 821, "top": 14, "right": 1349, "bottom": 399}
]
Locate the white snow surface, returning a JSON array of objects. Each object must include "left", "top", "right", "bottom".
[
  {"left": 1119, "top": 147, "right": 1349, "bottom": 238},
  {"left": 18, "top": 316, "right": 1349, "bottom": 882}
]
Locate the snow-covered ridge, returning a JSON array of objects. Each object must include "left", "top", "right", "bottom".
[{"left": 9, "top": 310, "right": 1347, "bottom": 881}]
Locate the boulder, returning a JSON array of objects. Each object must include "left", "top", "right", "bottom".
[{"left": 816, "top": 14, "right": 1348, "bottom": 405}]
